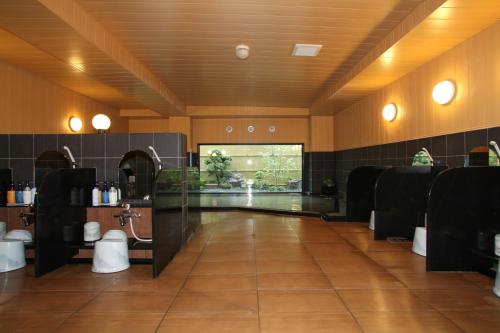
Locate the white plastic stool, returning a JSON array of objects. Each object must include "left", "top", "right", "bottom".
[
  {"left": 412, "top": 227, "right": 426, "bottom": 257},
  {"left": 494, "top": 261, "right": 500, "bottom": 298},
  {"left": 0, "top": 239, "right": 26, "bottom": 272},
  {"left": 369, "top": 210, "right": 375, "bottom": 230},
  {"left": 84, "top": 221, "right": 101, "bottom": 242},
  {"left": 92, "top": 230, "right": 129, "bottom": 273}
]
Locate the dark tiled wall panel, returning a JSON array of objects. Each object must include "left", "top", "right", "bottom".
[
  {"left": 333, "top": 127, "right": 497, "bottom": 196},
  {"left": 0, "top": 133, "right": 185, "bottom": 184}
]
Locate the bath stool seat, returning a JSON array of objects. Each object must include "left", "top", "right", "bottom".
[
  {"left": 0, "top": 239, "right": 26, "bottom": 273},
  {"left": 92, "top": 238, "right": 129, "bottom": 274},
  {"left": 412, "top": 226, "right": 426, "bottom": 257}
]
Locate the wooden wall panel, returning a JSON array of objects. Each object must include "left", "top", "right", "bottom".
[
  {"left": 310, "top": 116, "right": 334, "bottom": 152},
  {"left": 129, "top": 119, "right": 169, "bottom": 133},
  {"left": 334, "top": 21, "right": 500, "bottom": 151},
  {"left": 0, "top": 59, "right": 128, "bottom": 134},
  {"left": 192, "top": 117, "right": 310, "bottom": 152},
  {"left": 169, "top": 117, "right": 192, "bottom": 151}
]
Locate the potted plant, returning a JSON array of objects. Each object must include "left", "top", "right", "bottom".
[{"left": 321, "top": 177, "right": 338, "bottom": 196}]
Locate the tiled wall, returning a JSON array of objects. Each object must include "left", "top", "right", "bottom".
[
  {"left": 333, "top": 126, "right": 500, "bottom": 196},
  {"left": 0, "top": 133, "right": 186, "bottom": 184},
  {"left": 308, "top": 152, "right": 336, "bottom": 194}
]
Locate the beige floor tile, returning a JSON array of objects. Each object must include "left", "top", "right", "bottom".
[
  {"left": 79, "top": 292, "right": 174, "bottom": 313},
  {"left": 258, "top": 290, "right": 348, "bottom": 313},
  {"left": 0, "top": 312, "right": 71, "bottom": 333},
  {"left": 413, "top": 289, "right": 500, "bottom": 311},
  {"left": 338, "top": 289, "right": 432, "bottom": 312},
  {"left": 353, "top": 311, "right": 463, "bottom": 333},
  {"left": 260, "top": 312, "right": 363, "bottom": 333},
  {"left": 327, "top": 271, "right": 405, "bottom": 289},
  {"left": 258, "top": 273, "right": 332, "bottom": 290},
  {"left": 304, "top": 242, "right": 358, "bottom": 258},
  {"left": 198, "top": 250, "right": 255, "bottom": 262},
  {"left": 256, "top": 249, "right": 312, "bottom": 261},
  {"left": 104, "top": 277, "right": 184, "bottom": 293},
  {"left": 158, "top": 312, "right": 259, "bottom": 333},
  {"left": 257, "top": 260, "right": 322, "bottom": 274},
  {"left": 169, "top": 291, "right": 258, "bottom": 314},
  {"left": 191, "top": 261, "right": 256, "bottom": 275},
  {"left": 0, "top": 291, "right": 97, "bottom": 313},
  {"left": 54, "top": 313, "right": 163, "bottom": 333},
  {"left": 442, "top": 310, "right": 500, "bottom": 333},
  {"left": 391, "top": 271, "right": 482, "bottom": 289},
  {"left": 183, "top": 275, "right": 256, "bottom": 291}
]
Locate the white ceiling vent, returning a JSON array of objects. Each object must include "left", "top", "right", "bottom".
[{"left": 292, "top": 44, "right": 322, "bottom": 57}]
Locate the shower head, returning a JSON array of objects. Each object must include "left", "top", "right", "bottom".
[
  {"left": 63, "top": 146, "right": 77, "bottom": 168},
  {"left": 489, "top": 141, "right": 500, "bottom": 158},
  {"left": 148, "top": 146, "right": 162, "bottom": 170},
  {"left": 421, "top": 147, "right": 434, "bottom": 163}
]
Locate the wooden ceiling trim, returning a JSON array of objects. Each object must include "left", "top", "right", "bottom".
[
  {"left": 311, "top": 0, "right": 446, "bottom": 114},
  {"left": 0, "top": 27, "right": 141, "bottom": 108},
  {"left": 187, "top": 106, "right": 310, "bottom": 118},
  {"left": 37, "top": 0, "right": 185, "bottom": 115},
  {"left": 120, "top": 108, "right": 163, "bottom": 118}
]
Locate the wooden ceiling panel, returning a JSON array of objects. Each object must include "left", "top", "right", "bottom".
[
  {"left": 311, "top": 0, "right": 500, "bottom": 114},
  {"left": 76, "top": 0, "right": 424, "bottom": 107},
  {"left": 0, "top": 0, "right": 185, "bottom": 115}
]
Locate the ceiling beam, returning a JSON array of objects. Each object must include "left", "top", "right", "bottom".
[
  {"left": 0, "top": 0, "right": 185, "bottom": 115},
  {"left": 187, "top": 106, "right": 310, "bottom": 118},
  {"left": 311, "top": 0, "right": 447, "bottom": 115}
]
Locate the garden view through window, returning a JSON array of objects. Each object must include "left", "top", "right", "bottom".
[{"left": 199, "top": 144, "right": 303, "bottom": 193}]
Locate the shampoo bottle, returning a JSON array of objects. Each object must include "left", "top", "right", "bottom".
[
  {"left": 92, "top": 182, "right": 100, "bottom": 206},
  {"left": 31, "top": 185, "right": 37, "bottom": 204},
  {"left": 109, "top": 181, "right": 118, "bottom": 206},
  {"left": 7, "top": 183, "right": 15, "bottom": 204},
  {"left": 15, "top": 182, "right": 23, "bottom": 204},
  {"left": 102, "top": 182, "right": 109, "bottom": 204},
  {"left": 23, "top": 181, "right": 31, "bottom": 205}
]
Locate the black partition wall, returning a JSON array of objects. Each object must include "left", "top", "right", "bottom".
[
  {"left": 374, "top": 166, "right": 447, "bottom": 240},
  {"left": 152, "top": 167, "right": 187, "bottom": 277},
  {"left": 427, "top": 167, "right": 500, "bottom": 273},
  {"left": 0, "top": 168, "right": 12, "bottom": 205},
  {"left": 35, "top": 168, "right": 95, "bottom": 277},
  {"left": 346, "top": 166, "right": 389, "bottom": 221},
  {"left": 187, "top": 167, "right": 201, "bottom": 236}
]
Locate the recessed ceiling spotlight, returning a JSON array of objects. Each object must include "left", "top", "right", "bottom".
[
  {"left": 235, "top": 44, "right": 250, "bottom": 60},
  {"left": 292, "top": 44, "right": 322, "bottom": 57}
]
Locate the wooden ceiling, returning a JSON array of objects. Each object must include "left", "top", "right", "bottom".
[
  {"left": 75, "top": 0, "right": 424, "bottom": 108},
  {"left": 0, "top": 0, "right": 497, "bottom": 116}
]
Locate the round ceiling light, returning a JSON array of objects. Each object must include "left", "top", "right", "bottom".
[
  {"left": 91, "top": 114, "right": 111, "bottom": 132},
  {"left": 69, "top": 116, "right": 83, "bottom": 132},
  {"left": 235, "top": 44, "right": 250, "bottom": 60},
  {"left": 432, "top": 80, "right": 456, "bottom": 105},
  {"left": 382, "top": 103, "right": 398, "bottom": 122}
]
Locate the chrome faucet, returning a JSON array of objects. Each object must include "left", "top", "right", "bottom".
[
  {"left": 19, "top": 204, "right": 35, "bottom": 226},
  {"left": 148, "top": 146, "right": 162, "bottom": 171},
  {"left": 113, "top": 203, "right": 141, "bottom": 226},
  {"left": 63, "top": 146, "right": 78, "bottom": 168}
]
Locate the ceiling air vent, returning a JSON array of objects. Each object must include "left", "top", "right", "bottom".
[{"left": 292, "top": 44, "right": 322, "bottom": 57}]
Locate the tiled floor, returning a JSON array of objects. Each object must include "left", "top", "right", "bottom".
[{"left": 1, "top": 211, "right": 500, "bottom": 332}]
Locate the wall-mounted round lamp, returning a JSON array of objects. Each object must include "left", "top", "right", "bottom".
[
  {"left": 68, "top": 116, "right": 83, "bottom": 132},
  {"left": 247, "top": 125, "right": 255, "bottom": 133},
  {"left": 91, "top": 114, "right": 111, "bottom": 133},
  {"left": 432, "top": 80, "right": 456, "bottom": 105},
  {"left": 382, "top": 103, "right": 398, "bottom": 122},
  {"left": 225, "top": 125, "right": 233, "bottom": 133},
  {"left": 268, "top": 125, "right": 276, "bottom": 133}
]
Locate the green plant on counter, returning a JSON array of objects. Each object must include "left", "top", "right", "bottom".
[
  {"left": 322, "top": 177, "right": 335, "bottom": 187},
  {"left": 204, "top": 149, "right": 232, "bottom": 186}
]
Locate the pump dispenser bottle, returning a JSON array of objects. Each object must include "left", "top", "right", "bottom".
[{"left": 23, "top": 181, "right": 31, "bottom": 205}]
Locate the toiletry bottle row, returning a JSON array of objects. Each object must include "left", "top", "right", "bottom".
[
  {"left": 92, "top": 181, "right": 120, "bottom": 206},
  {"left": 6, "top": 181, "right": 36, "bottom": 205}
]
